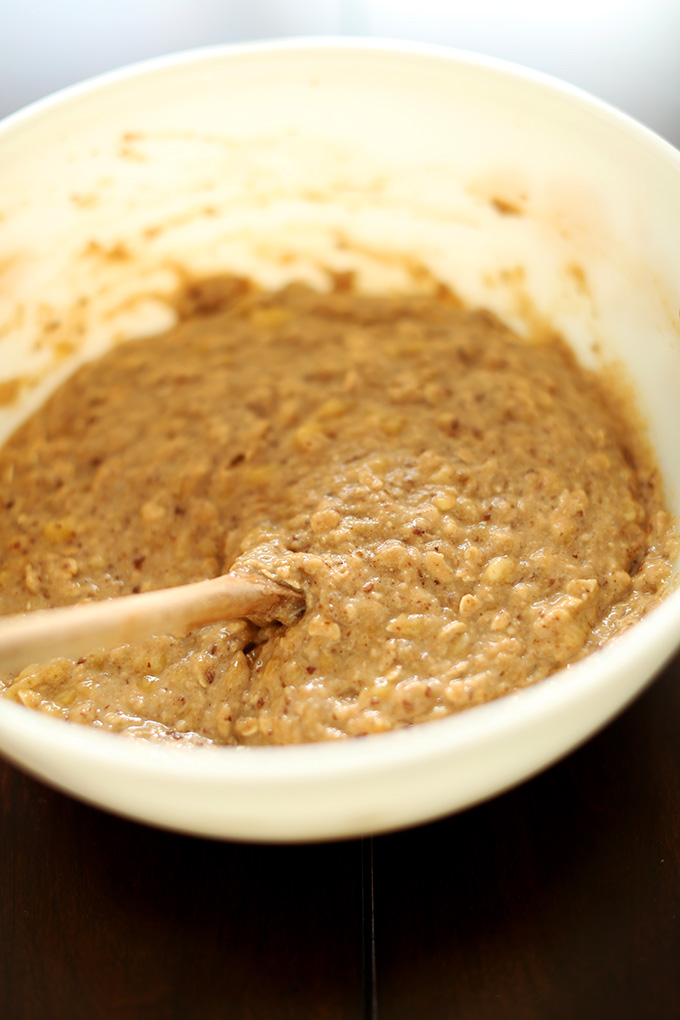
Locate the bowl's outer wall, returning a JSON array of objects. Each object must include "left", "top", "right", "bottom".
[{"left": 0, "top": 41, "right": 679, "bottom": 840}]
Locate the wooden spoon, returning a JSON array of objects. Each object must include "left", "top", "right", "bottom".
[{"left": 0, "top": 573, "right": 304, "bottom": 674}]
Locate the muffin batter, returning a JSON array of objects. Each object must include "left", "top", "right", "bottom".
[{"left": 0, "top": 277, "right": 674, "bottom": 744}]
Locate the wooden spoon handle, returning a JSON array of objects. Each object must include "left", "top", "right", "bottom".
[{"left": 0, "top": 573, "right": 303, "bottom": 674}]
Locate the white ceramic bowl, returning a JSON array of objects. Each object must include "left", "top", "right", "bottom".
[{"left": 0, "top": 39, "right": 679, "bottom": 842}]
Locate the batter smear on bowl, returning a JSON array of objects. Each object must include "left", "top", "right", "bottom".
[{"left": 0, "top": 276, "right": 674, "bottom": 744}]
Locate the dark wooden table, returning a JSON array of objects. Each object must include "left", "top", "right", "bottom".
[{"left": 2, "top": 651, "right": 679, "bottom": 1020}]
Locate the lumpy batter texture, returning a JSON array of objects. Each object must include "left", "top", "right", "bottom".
[{"left": 0, "top": 278, "right": 674, "bottom": 744}]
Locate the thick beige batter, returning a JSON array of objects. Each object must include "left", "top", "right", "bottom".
[{"left": 0, "top": 277, "right": 674, "bottom": 744}]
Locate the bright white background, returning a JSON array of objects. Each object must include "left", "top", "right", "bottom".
[{"left": 1, "top": 0, "right": 679, "bottom": 146}]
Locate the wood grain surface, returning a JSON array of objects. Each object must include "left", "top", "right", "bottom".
[{"left": 2, "top": 652, "right": 679, "bottom": 1020}]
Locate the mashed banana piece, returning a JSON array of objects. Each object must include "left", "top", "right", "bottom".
[{"left": 0, "top": 278, "right": 674, "bottom": 744}]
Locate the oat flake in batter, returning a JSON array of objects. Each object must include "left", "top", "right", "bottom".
[{"left": 0, "top": 277, "right": 674, "bottom": 744}]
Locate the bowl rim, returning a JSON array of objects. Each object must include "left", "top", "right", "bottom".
[{"left": 2, "top": 35, "right": 679, "bottom": 167}]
